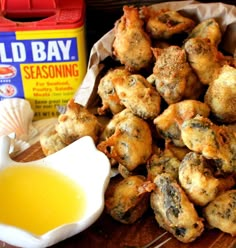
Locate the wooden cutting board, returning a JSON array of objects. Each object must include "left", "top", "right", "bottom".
[{"left": 1, "top": 142, "right": 236, "bottom": 248}]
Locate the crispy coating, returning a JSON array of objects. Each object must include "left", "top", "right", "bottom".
[
  {"left": 113, "top": 5, "right": 153, "bottom": 72},
  {"left": 204, "top": 65, "right": 236, "bottom": 123},
  {"left": 55, "top": 99, "right": 102, "bottom": 144},
  {"left": 184, "top": 37, "right": 227, "bottom": 85},
  {"left": 97, "top": 67, "right": 127, "bottom": 115},
  {"left": 151, "top": 46, "right": 203, "bottom": 104},
  {"left": 179, "top": 152, "right": 235, "bottom": 206},
  {"left": 203, "top": 190, "right": 236, "bottom": 236},
  {"left": 150, "top": 173, "right": 204, "bottom": 243},
  {"left": 40, "top": 129, "right": 67, "bottom": 156},
  {"left": 99, "top": 109, "right": 153, "bottom": 168},
  {"left": 113, "top": 72, "right": 161, "bottom": 119},
  {"left": 187, "top": 18, "right": 222, "bottom": 47},
  {"left": 97, "top": 109, "right": 152, "bottom": 171},
  {"left": 165, "top": 141, "right": 190, "bottom": 161},
  {"left": 141, "top": 7, "right": 195, "bottom": 39},
  {"left": 180, "top": 115, "right": 236, "bottom": 174},
  {"left": 147, "top": 148, "right": 180, "bottom": 181},
  {"left": 99, "top": 108, "right": 131, "bottom": 143},
  {"left": 105, "top": 175, "right": 155, "bottom": 224},
  {"left": 153, "top": 100, "right": 210, "bottom": 147}
]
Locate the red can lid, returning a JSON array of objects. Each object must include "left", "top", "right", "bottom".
[{"left": 0, "top": 0, "right": 85, "bottom": 30}]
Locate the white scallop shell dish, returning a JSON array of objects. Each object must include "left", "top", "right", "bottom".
[
  {"left": 0, "top": 135, "right": 111, "bottom": 248},
  {"left": 0, "top": 98, "right": 37, "bottom": 141}
]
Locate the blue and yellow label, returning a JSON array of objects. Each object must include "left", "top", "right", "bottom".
[{"left": 0, "top": 27, "right": 87, "bottom": 120}]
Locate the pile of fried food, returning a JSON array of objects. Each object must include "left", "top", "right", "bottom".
[{"left": 40, "top": 5, "right": 236, "bottom": 243}]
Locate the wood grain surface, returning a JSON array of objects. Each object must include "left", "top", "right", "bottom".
[{"left": 0, "top": 142, "right": 235, "bottom": 248}]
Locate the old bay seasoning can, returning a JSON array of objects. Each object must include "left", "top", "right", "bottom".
[{"left": 0, "top": 0, "right": 87, "bottom": 120}]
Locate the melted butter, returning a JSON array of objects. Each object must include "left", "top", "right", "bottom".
[{"left": 0, "top": 165, "right": 86, "bottom": 235}]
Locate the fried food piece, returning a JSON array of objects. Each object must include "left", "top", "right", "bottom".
[
  {"left": 184, "top": 37, "right": 227, "bottom": 85},
  {"left": 113, "top": 72, "right": 161, "bottom": 119},
  {"left": 40, "top": 129, "right": 67, "bottom": 156},
  {"left": 153, "top": 100, "right": 210, "bottom": 147},
  {"left": 99, "top": 108, "right": 131, "bottom": 143},
  {"left": 180, "top": 115, "right": 236, "bottom": 174},
  {"left": 179, "top": 152, "right": 235, "bottom": 206},
  {"left": 204, "top": 65, "right": 236, "bottom": 123},
  {"left": 147, "top": 148, "right": 180, "bottom": 181},
  {"left": 99, "top": 109, "right": 147, "bottom": 168},
  {"left": 187, "top": 18, "right": 222, "bottom": 47},
  {"left": 105, "top": 175, "right": 155, "bottom": 224},
  {"left": 150, "top": 173, "right": 204, "bottom": 243},
  {"left": 165, "top": 141, "right": 190, "bottom": 161},
  {"left": 203, "top": 190, "right": 236, "bottom": 236},
  {"left": 97, "top": 67, "right": 127, "bottom": 115},
  {"left": 55, "top": 99, "right": 102, "bottom": 144},
  {"left": 97, "top": 109, "right": 152, "bottom": 171},
  {"left": 113, "top": 5, "right": 153, "bottom": 72},
  {"left": 141, "top": 7, "right": 195, "bottom": 39},
  {"left": 151, "top": 46, "right": 203, "bottom": 104}
]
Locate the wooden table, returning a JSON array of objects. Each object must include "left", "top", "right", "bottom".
[{"left": 1, "top": 142, "right": 235, "bottom": 248}]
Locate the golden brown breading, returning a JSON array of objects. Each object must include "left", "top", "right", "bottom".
[
  {"left": 184, "top": 37, "right": 227, "bottom": 85},
  {"left": 55, "top": 99, "right": 102, "bottom": 144},
  {"left": 180, "top": 115, "right": 236, "bottom": 174},
  {"left": 99, "top": 109, "right": 149, "bottom": 168},
  {"left": 187, "top": 18, "right": 222, "bottom": 47},
  {"left": 99, "top": 108, "right": 131, "bottom": 143},
  {"left": 165, "top": 141, "right": 191, "bottom": 161},
  {"left": 203, "top": 190, "right": 236, "bottom": 236},
  {"left": 113, "top": 73, "right": 161, "bottom": 119},
  {"left": 141, "top": 7, "right": 195, "bottom": 39},
  {"left": 147, "top": 148, "right": 180, "bottom": 181},
  {"left": 113, "top": 5, "right": 153, "bottom": 72},
  {"left": 97, "top": 67, "right": 127, "bottom": 115},
  {"left": 179, "top": 152, "right": 235, "bottom": 207},
  {"left": 204, "top": 65, "right": 236, "bottom": 123},
  {"left": 40, "top": 129, "right": 67, "bottom": 156},
  {"left": 153, "top": 100, "right": 210, "bottom": 147},
  {"left": 150, "top": 173, "right": 204, "bottom": 243},
  {"left": 97, "top": 109, "right": 152, "bottom": 172},
  {"left": 105, "top": 175, "right": 155, "bottom": 224},
  {"left": 151, "top": 46, "right": 203, "bottom": 104}
]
